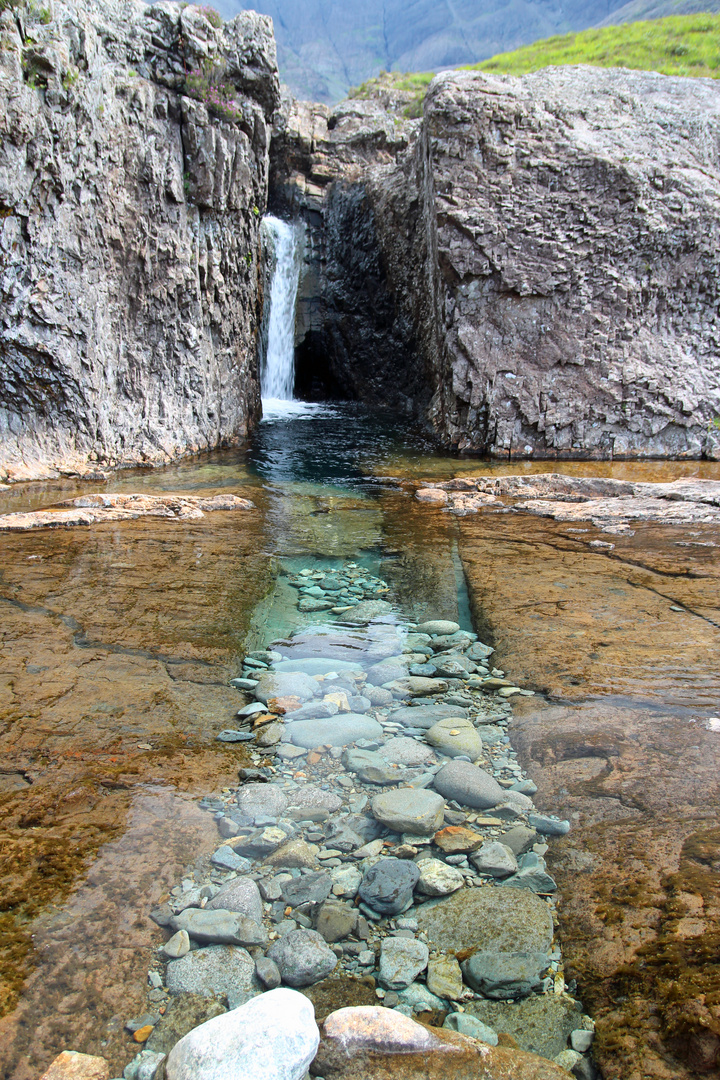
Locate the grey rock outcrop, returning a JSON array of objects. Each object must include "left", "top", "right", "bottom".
[
  {"left": 0, "top": 0, "right": 280, "bottom": 482},
  {"left": 273, "top": 67, "right": 720, "bottom": 460},
  {"left": 366, "top": 67, "right": 720, "bottom": 459}
]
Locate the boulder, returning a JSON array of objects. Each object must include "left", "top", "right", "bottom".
[
  {"left": 287, "top": 714, "right": 384, "bottom": 748},
  {"left": 415, "top": 887, "right": 554, "bottom": 954},
  {"left": 425, "top": 718, "right": 483, "bottom": 759},
  {"left": 169, "top": 909, "right": 267, "bottom": 948},
  {"left": 358, "top": 858, "right": 420, "bottom": 915},
  {"left": 313, "top": 1006, "right": 579, "bottom": 1078},
  {"left": 461, "top": 951, "right": 549, "bottom": 1000},
  {"left": 236, "top": 783, "right": 289, "bottom": 821},
  {"left": 371, "top": 790, "right": 445, "bottom": 835},
  {"left": 378, "top": 938, "right": 429, "bottom": 990},
  {"left": 165, "top": 988, "right": 318, "bottom": 1080},
  {"left": 207, "top": 878, "right": 263, "bottom": 924},
  {"left": 267, "top": 929, "right": 338, "bottom": 987},
  {"left": 433, "top": 760, "right": 505, "bottom": 809},
  {"left": 254, "top": 671, "right": 320, "bottom": 704},
  {"left": 165, "top": 945, "right": 257, "bottom": 998}
]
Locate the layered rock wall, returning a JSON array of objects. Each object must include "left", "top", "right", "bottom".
[
  {"left": 367, "top": 68, "right": 720, "bottom": 458},
  {"left": 0, "top": 0, "right": 279, "bottom": 481},
  {"left": 273, "top": 68, "right": 720, "bottom": 459}
]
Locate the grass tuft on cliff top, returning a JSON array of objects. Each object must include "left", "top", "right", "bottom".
[{"left": 349, "top": 13, "right": 720, "bottom": 115}]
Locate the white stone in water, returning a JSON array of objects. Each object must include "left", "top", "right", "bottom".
[{"left": 165, "top": 988, "right": 319, "bottom": 1080}]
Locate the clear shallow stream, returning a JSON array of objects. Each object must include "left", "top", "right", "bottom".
[{"left": 0, "top": 403, "right": 719, "bottom": 1078}]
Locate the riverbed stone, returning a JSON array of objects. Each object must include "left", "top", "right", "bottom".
[
  {"left": 267, "top": 928, "right": 338, "bottom": 987},
  {"left": 236, "top": 783, "right": 289, "bottom": 821},
  {"left": 415, "top": 887, "right": 554, "bottom": 954},
  {"left": 210, "top": 847, "right": 252, "bottom": 872},
  {"left": 528, "top": 813, "right": 571, "bottom": 836},
  {"left": 263, "top": 838, "right": 319, "bottom": 869},
  {"left": 344, "top": 600, "right": 395, "bottom": 623},
  {"left": 165, "top": 987, "right": 319, "bottom": 1080},
  {"left": 425, "top": 717, "right": 483, "bottom": 759},
  {"left": 416, "top": 858, "right": 465, "bottom": 896},
  {"left": 432, "top": 760, "right": 504, "bottom": 809},
  {"left": 287, "top": 713, "right": 384, "bottom": 748},
  {"left": 275, "top": 658, "right": 363, "bottom": 676},
  {"left": 464, "top": 994, "right": 583, "bottom": 1059},
  {"left": 379, "top": 938, "right": 429, "bottom": 990},
  {"left": 470, "top": 841, "right": 519, "bottom": 879},
  {"left": 165, "top": 945, "right": 257, "bottom": 998},
  {"left": 254, "top": 671, "right": 320, "bottom": 705},
  {"left": 169, "top": 909, "right": 267, "bottom": 948},
  {"left": 381, "top": 737, "right": 436, "bottom": 766},
  {"left": 316, "top": 900, "right": 359, "bottom": 943},
  {"left": 416, "top": 620, "right": 460, "bottom": 636},
  {"left": 371, "top": 789, "right": 445, "bottom": 835},
  {"left": 205, "top": 878, "right": 261, "bottom": 926},
  {"left": 233, "top": 826, "right": 289, "bottom": 859},
  {"left": 385, "top": 676, "right": 449, "bottom": 698},
  {"left": 461, "top": 950, "right": 549, "bottom": 999},
  {"left": 287, "top": 784, "right": 343, "bottom": 814},
  {"left": 282, "top": 871, "right": 333, "bottom": 907},
  {"left": 144, "top": 995, "right": 227, "bottom": 1056},
  {"left": 256, "top": 721, "right": 284, "bottom": 747},
  {"left": 444, "top": 1013, "right": 498, "bottom": 1045},
  {"left": 386, "top": 704, "right": 467, "bottom": 729},
  {"left": 358, "top": 858, "right": 420, "bottom": 915},
  {"left": 330, "top": 864, "right": 363, "bottom": 898},
  {"left": 499, "top": 826, "right": 538, "bottom": 856},
  {"left": 426, "top": 955, "right": 463, "bottom": 1000},
  {"left": 433, "top": 826, "right": 484, "bottom": 854},
  {"left": 39, "top": 1052, "right": 110, "bottom": 1080}
]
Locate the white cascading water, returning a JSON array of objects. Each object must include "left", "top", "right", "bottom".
[{"left": 260, "top": 215, "right": 304, "bottom": 413}]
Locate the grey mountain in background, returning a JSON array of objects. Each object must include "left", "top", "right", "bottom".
[{"left": 211, "top": 0, "right": 695, "bottom": 102}]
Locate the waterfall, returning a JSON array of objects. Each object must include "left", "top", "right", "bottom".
[{"left": 260, "top": 215, "right": 304, "bottom": 407}]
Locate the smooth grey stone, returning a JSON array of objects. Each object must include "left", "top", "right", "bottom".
[
  {"left": 426, "top": 718, "right": 483, "bottom": 759},
  {"left": 207, "top": 878, "right": 263, "bottom": 924},
  {"left": 348, "top": 694, "right": 372, "bottom": 712},
  {"left": 466, "top": 642, "right": 494, "bottom": 660},
  {"left": 464, "top": 995, "right": 583, "bottom": 1059},
  {"left": 528, "top": 813, "right": 571, "bottom": 836},
  {"left": 461, "top": 950, "right": 549, "bottom": 999},
  {"left": 365, "top": 686, "right": 395, "bottom": 706},
  {"left": 512, "top": 778, "right": 538, "bottom": 795},
  {"left": 433, "top": 760, "right": 504, "bottom": 809},
  {"left": 499, "top": 826, "right": 538, "bottom": 855},
  {"left": 397, "top": 982, "right": 447, "bottom": 1013},
  {"left": 474, "top": 724, "right": 508, "bottom": 746},
  {"left": 160, "top": 930, "right": 190, "bottom": 960},
  {"left": 230, "top": 678, "right": 259, "bottom": 690},
  {"left": 123, "top": 1050, "right": 166, "bottom": 1080},
  {"left": 343, "top": 600, "right": 395, "bottom": 623},
  {"left": 233, "top": 826, "right": 290, "bottom": 859},
  {"left": 217, "top": 730, "right": 255, "bottom": 742},
  {"left": 298, "top": 598, "right": 334, "bottom": 611},
  {"left": 366, "top": 659, "right": 413, "bottom": 686},
  {"left": 286, "top": 713, "right": 384, "bottom": 748},
  {"left": 323, "top": 821, "right": 365, "bottom": 852},
  {"left": 502, "top": 854, "right": 558, "bottom": 893},
  {"left": 164, "top": 988, "right": 319, "bottom": 1080},
  {"left": 387, "top": 704, "right": 467, "bottom": 730},
  {"left": 358, "top": 857, "right": 420, "bottom": 915},
  {"left": 281, "top": 871, "right": 333, "bottom": 907},
  {"left": 315, "top": 899, "right": 358, "bottom": 943},
  {"left": 409, "top": 663, "right": 437, "bottom": 677},
  {"left": 342, "top": 812, "right": 385, "bottom": 843},
  {"left": 286, "top": 784, "right": 343, "bottom": 814},
  {"left": 371, "top": 789, "right": 445, "bottom": 835},
  {"left": 210, "top": 847, "right": 252, "bottom": 872},
  {"left": 470, "top": 841, "right": 519, "bottom": 879},
  {"left": 415, "top": 620, "right": 460, "bottom": 636},
  {"left": 236, "top": 784, "right": 289, "bottom": 822},
  {"left": 236, "top": 701, "right": 268, "bottom": 717},
  {"left": 169, "top": 909, "right": 267, "bottom": 948},
  {"left": 165, "top": 945, "right": 257, "bottom": 998},
  {"left": 381, "top": 736, "right": 436, "bottom": 766},
  {"left": 253, "top": 671, "right": 320, "bottom": 705},
  {"left": 444, "top": 1012, "right": 498, "bottom": 1045},
  {"left": 284, "top": 700, "right": 339, "bottom": 722},
  {"left": 267, "top": 929, "right": 338, "bottom": 987},
  {"left": 379, "top": 937, "right": 429, "bottom": 990},
  {"left": 255, "top": 956, "right": 282, "bottom": 990},
  {"left": 342, "top": 748, "right": 397, "bottom": 785}
]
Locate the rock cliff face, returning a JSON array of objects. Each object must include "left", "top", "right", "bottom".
[
  {"left": 368, "top": 67, "right": 720, "bottom": 458},
  {"left": 274, "top": 68, "right": 720, "bottom": 459},
  {"left": 0, "top": 0, "right": 279, "bottom": 482}
]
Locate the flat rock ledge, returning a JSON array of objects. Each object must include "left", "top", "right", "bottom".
[
  {"left": 0, "top": 493, "right": 254, "bottom": 531},
  {"left": 415, "top": 474, "right": 720, "bottom": 529}
]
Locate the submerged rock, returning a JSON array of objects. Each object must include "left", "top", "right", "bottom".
[
  {"left": 267, "top": 929, "right": 338, "bottom": 987},
  {"left": 371, "top": 790, "right": 445, "bottom": 835},
  {"left": 165, "top": 988, "right": 318, "bottom": 1080},
  {"left": 358, "top": 858, "right": 420, "bottom": 915}
]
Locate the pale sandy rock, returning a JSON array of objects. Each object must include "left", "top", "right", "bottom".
[{"left": 39, "top": 1052, "right": 110, "bottom": 1080}]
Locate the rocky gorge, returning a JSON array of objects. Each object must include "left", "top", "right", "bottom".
[{"left": 1, "top": 2, "right": 720, "bottom": 1079}]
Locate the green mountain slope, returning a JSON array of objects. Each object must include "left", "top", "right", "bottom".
[
  {"left": 474, "top": 12, "right": 720, "bottom": 76},
  {"left": 350, "top": 12, "right": 720, "bottom": 115}
]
